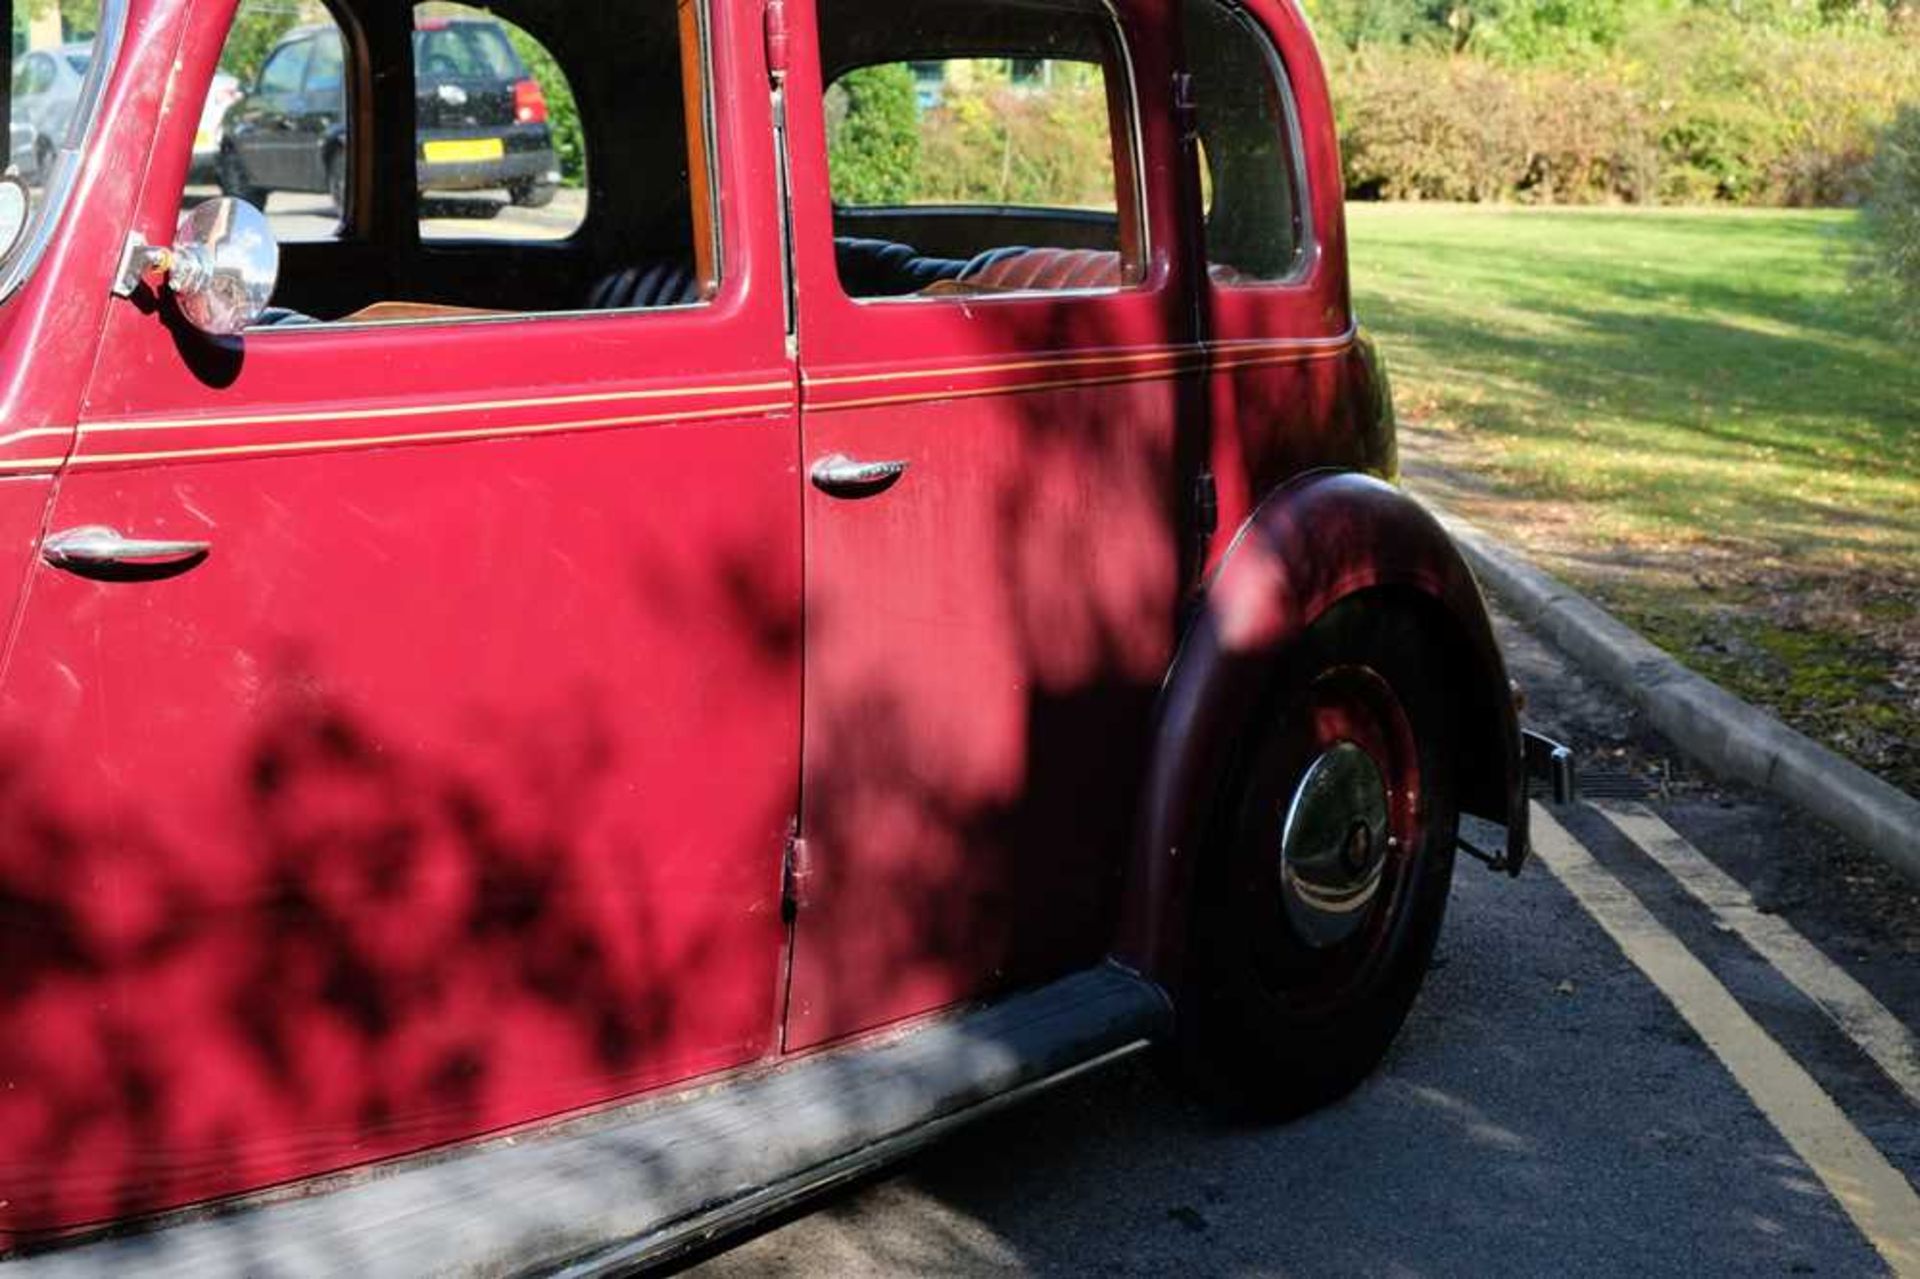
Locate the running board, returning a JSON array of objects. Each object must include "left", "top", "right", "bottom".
[{"left": 12, "top": 965, "right": 1171, "bottom": 1278}]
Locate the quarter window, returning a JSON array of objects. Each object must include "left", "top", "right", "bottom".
[
  {"left": 818, "top": 0, "right": 1144, "bottom": 299},
  {"left": 1183, "top": 0, "right": 1310, "bottom": 284}
]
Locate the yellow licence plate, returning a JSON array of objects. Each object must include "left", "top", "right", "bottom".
[{"left": 423, "top": 138, "right": 504, "bottom": 164}]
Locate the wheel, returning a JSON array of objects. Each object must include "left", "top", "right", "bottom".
[
  {"left": 32, "top": 135, "right": 54, "bottom": 184},
  {"left": 326, "top": 151, "right": 347, "bottom": 216},
  {"left": 1178, "top": 594, "right": 1460, "bottom": 1120},
  {"left": 217, "top": 148, "right": 269, "bottom": 209},
  {"left": 509, "top": 178, "right": 557, "bottom": 209}
]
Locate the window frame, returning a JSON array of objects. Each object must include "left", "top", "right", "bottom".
[
  {"left": 819, "top": 0, "right": 1153, "bottom": 308},
  {"left": 1186, "top": 0, "right": 1315, "bottom": 290}
]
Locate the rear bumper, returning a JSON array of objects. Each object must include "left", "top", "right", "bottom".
[
  {"left": 1526, "top": 729, "right": 1578, "bottom": 806},
  {"left": 418, "top": 148, "right": 558, "bottom": 192},
  {"left": 417, "top": 125, "right": 556, "bottom": 192}
]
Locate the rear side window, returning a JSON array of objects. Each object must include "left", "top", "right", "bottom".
[
  {"left": 1183, "top": 0, "right": 1310, "bottom": 284},
  {"left": 828, "top": 58, "right": 1117, "bottom": 213},
  {"left": 817, "top": 0, "right": 1145, "bottom": 300}
]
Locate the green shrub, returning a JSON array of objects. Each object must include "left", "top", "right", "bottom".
[
  {"left": 825, "top": 64, "right": 921, "bottom": 206},
  {"left": 1863, "top": 104, "right": 1920, "bottom": 332},
  {"left": 1331, "top": 17, "right": 1920, "bottom": 206},
  {"left": 1335, "top": 50, "right": 1657, "bottom": 203},
  {"left": 913, "top": 63, "right": 1114, "bottom": 207}
]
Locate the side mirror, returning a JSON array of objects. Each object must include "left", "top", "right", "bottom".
[{"left": 167, "top": 197, "right": 279, "bottom": 335}]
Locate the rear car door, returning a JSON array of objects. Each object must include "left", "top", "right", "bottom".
[
  {"left": 780, "top": 0, "right": 1196, "bottom": 1049},
  {"left": 0, "top": 0, "right": 800, "bottom": 1238}
]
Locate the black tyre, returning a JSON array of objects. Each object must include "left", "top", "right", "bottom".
[
  {"left": 1179, "top": 594, "right": 1460, "bottom": 1120},
  {"left": 509, "top": 178, "right": 557, "bottom": 209},
  {"left": 217, "top": 148, "right": 269, "bottom": 209}
]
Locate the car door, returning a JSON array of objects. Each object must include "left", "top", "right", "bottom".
[
  {"left": 0, "top": 0, "right": 799, "bottom": 1237},
  {"left": 779, "top": 0, "right": 1197, "bottom": 1049}
]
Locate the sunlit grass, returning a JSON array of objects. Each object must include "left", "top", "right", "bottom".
[{"left": 1347, "top": 204, "right": 1919, "bottom": 791}]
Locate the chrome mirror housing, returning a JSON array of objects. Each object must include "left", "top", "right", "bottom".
[{"left": 164, "top": 198, "right": 279, "bottom": 336}]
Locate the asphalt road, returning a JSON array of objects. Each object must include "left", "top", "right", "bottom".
[{"left": 679, "top": 604, "right": 1920, "bottom": 1278}]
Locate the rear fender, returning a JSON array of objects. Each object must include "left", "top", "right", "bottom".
[{"left": 1115, "top": 471, "right": 1525, "bottom": 985}]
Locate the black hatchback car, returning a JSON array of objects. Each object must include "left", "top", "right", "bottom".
[{"left": 218, "top": 15, "right": 561, "bottom": 212}]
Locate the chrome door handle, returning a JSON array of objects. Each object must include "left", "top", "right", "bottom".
[
  {"left": 43, "top": 525, "right": 211, "bottom": 575},
  {"left": 810, "top": 453, "right": 910, "bottom": 499}
]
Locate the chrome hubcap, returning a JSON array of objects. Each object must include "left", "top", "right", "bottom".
[{"left": 1278, "top": 741, "right": 1391, "bottom": 948}]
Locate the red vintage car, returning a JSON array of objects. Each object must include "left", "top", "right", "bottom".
[{"left": 0, "top": 0, "right": 1567, "bottom": 1270}]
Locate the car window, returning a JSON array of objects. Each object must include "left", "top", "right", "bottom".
[
  {"left": 304, "top": 32, "right": 344, "bottom": 95},
  {"left": 177, "top": 0, "right": 716, "bottom": 326},
  {"left": 817, "top": 0, "right": 1144, "bottom": 299},
  {"left": 184, "top": 4, "right": 353, "bottom": 247},
  {"left": 64, "top": 54, "right": 91, "bottom": 76},
  {"left": 414, "top": 21, "right": 520, "bottom": 80},
  {"left": 1183, "top": 0, "right": 1310, "bottom": 284},
  {"left": 414, "top": 4, "right": 584, "bottom": 243},
  {"left": 258, "top": 40, "right": 310, "bottom": 97}
]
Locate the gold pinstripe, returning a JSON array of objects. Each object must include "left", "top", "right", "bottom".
[
  {"left": 81, "top": 378, "right": 796, "bottom": 436},
  {"left": 803, "top": 332, "right": 1353, "bottom": 390},
  {"left": 60, "top": 401, "right": 793, "bottom": 469}
]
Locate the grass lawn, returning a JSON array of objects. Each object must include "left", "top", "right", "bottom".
[{"left": 1346, "top": 204, "right": 1919, "bottom": 796}]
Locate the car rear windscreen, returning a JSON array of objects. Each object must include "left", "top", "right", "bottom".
[{"left": 413, "top": 22, "right": 522, "bottom": 80}]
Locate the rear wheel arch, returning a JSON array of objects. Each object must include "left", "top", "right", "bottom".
[{"left": 1115, "top": 471, "right": 1524, "bottom": 991}]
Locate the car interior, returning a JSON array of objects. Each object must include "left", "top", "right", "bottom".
[{"left": 217, "top": 0, "right": 1145, "bottom": 328}]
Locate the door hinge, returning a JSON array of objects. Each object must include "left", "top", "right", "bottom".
[
  {"left": 781, "top": 825, "right": 811, "bottom": 920},
  {"left": 764, "top": 0, "right": 790, "bottom": 84}
]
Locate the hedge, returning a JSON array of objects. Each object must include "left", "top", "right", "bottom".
[{"left": 1331, "top": 16, "right": 1920, "bottom": 206}]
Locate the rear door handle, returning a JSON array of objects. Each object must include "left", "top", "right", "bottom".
[
  {"left": 44, "top": 526, "right": 211, "bottom": 579},
  {"left": 810, "top": 454, "right": 910, "bottom": 499}
]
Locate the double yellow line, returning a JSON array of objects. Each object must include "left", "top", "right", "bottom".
[{"left": 1532, "top": 802, "right": 1920, "bottom": 1275}]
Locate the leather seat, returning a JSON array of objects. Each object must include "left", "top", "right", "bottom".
[
  {"left": 587, "top": 261, "right": 704, "bottom": 310},
  {"left": 957, "top": 247, "right": 1125, "bottom": 292},
  {"left": 834, "top": 237, "right": 1031, "bottom": 297}
]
